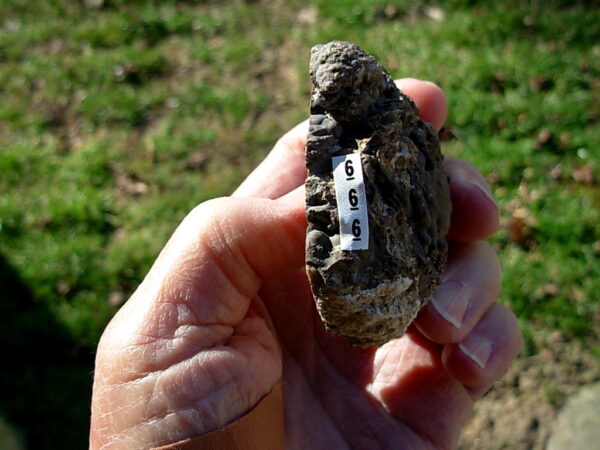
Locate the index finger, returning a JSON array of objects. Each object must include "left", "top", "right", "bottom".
[{"left": 232, "top": 78, "right": 448, "bottom": 199}]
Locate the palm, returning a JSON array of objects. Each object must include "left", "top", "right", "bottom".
[
  {"left": 260, "top": 265, "right": 467, "bottom": 449},
  {"left": 91, "top": 262, "right": 462, "bottom": 449}
]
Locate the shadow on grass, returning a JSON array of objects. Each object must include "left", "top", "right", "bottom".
[{"left": 0, "top": 254, "right": 94, "bottom": 449}]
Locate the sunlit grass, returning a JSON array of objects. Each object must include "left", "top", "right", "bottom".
[{"left": 0, "top": 1, "right": 598, "bottom": 447}]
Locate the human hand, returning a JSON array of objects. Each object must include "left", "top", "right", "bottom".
[{"left": 90, "top": 79, "right": 523, "bottom": 449}]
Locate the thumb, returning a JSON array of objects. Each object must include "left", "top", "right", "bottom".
[
  {"left": 91, "top": 190, "right": 306, "bottom": 447},
  {"left": 104, "top": 189, "right": 307, "bottom": 351},
  {"left": 149, "top": 187, "right": 307, "bottom": 292}
]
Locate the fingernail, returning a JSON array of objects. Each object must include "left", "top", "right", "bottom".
[
  {"left": 459, "top": 334, "right": 494, "bottom": 369},
  {"left": 431, "top": 280, "right": 471, "bottom": 328},
  {"left": 468, "top": 180, "right": 497, "bottom": 209}
]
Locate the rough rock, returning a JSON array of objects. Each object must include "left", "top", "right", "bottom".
[
  {"left": 304, "top": 41, "right": 451, "bottom": 346},
  {"left": 546, "top": 382, "right": 600, "bottom": 450}
]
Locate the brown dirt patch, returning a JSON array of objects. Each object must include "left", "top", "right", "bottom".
[{"left": 459, "top": 330, "right": 599, "bottom": 449}]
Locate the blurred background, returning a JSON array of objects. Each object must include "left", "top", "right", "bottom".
[{"left": 0, "top": 0, "right": 598, "bottom": 448}]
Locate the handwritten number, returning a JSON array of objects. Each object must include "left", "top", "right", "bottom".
[
  {"left": 333, "top": 155, "right": 368, "bottom": 248},
  {"left": 345, "top": 159, "right": 354, "bottom": 178},
  {"left": 352, "top": 219, "right": 361, "bottom": 238},
  {"left": 348, "top": 188, "right": 359, "bottom": 207}
]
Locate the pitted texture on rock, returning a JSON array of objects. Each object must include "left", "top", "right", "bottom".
[{"left": 305, "top": 41, "right": 451, "bottom": 346}]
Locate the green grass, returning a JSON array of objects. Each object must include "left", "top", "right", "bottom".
[{"left": 1, "top": 0, "right": 598, "bottom": 447}]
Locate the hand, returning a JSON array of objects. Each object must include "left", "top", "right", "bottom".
[{"left": 90, "top": 79, "right": 523, "bottom": 449}]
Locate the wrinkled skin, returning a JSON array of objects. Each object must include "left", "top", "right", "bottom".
[{"left": 90, "top": 79, "right": 523, "bottom": 449}]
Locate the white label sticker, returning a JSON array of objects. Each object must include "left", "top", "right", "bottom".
[{"left": 332, "top": 153, "right": 369, "bottom": 251}]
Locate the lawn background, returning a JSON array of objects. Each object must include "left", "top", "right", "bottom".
[{"left": 0, "top": 0, "right": 598, "bottom": 448}]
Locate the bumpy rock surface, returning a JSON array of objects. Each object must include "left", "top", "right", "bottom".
[{"left": 305, "top": 41, "right": 451, "bottom": 346}]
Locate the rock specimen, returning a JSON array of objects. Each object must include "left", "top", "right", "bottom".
[{"left": 305, "top": 41, "right": 451, "bottom": 346}]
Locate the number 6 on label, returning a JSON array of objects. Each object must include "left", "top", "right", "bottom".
[
  {"left": 345, "top": 159, "right": 355, "bottom": 178},
  {"left": 352, "top": 219, "right": 361, "bottom": 239},
  {"left": 332, "top": 153, "right": 369, "bottom": 251}
]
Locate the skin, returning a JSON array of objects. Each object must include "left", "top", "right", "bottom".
[{"left": 90, "top": 79, "right": 523, "bottom": 449}]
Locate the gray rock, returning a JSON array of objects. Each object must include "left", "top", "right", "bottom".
[
  {"left": 0, "top": 417, "right": 25, "bottom": 450},
  {"left": 547, "top": 382, "right": 600, "bottom": 450},
  {"left": 305, "top": 41, "right": 451, "bottom": 346}
]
